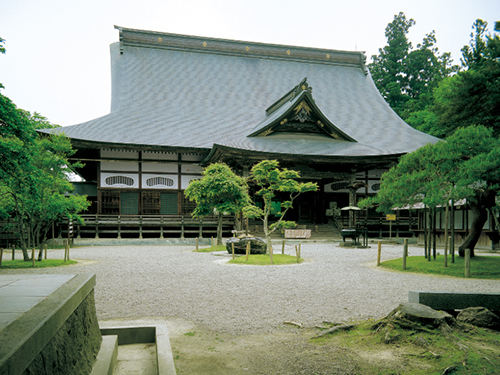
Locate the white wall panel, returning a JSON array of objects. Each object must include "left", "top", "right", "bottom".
[
  {"left": 181, "top": 164, "right": 203, "bottom": 174},
  {"left": 142, "top": 174, "right": 178, "bottom": 189},
  {"left": 142, "top": 162, "right": 178, "bottom": 173},
  {"left": 101, "top": 172, "right": 139, "bottom": 188},
  {"left": 101, "top": 161, "right": 139, "bottom": 172}
]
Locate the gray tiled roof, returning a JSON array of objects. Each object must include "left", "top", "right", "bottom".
[{"left": 52, "top": 27, "right": 440, "bottom": 157}]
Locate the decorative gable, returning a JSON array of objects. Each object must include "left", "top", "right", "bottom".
[{"left": 248, "top": 78, "right": 356, "bottom": 142}]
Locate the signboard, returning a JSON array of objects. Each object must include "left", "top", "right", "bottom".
[{"left": 386, "top": 214, "right": 396, "bottom": 221}]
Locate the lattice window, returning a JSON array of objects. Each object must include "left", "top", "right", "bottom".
[
  {"left": 101, "top": 191, "right": 120, "bottom": 214},
  {"left": 142, "top": 192, "right": 161, "bottom": 215},
  {"left": 105, "top": 175, "right": 135, "bottom": 186},
  {"left": 180, "top": 191, "right": 196, "bottom": 215},
  {"left": 146, "top": 177, "right": 174, "bottom": 187}
]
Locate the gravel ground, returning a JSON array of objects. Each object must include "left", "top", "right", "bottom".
[{"left": 2, "top": 242, "right": 499, "bottom": 335}]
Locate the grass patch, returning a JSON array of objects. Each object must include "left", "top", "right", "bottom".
[
  {"left": 0, "top": 259, "right": 77, "bottom": 269},
  {"left": 311, "top": 318, "right": 500, "bottom": 374},
  {"left": 194, "top": 244, "right": 227, "bottom": 252},
  {"left": 380, "top": 255, "right": 500, "bottom": 279},
  {"left": 228, "top": 254, "right": 302, "bottom": 265}
]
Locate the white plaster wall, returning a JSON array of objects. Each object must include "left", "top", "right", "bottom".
[
  {"left": 101, "top": 161, "right": 139, "bottom": 172},
  {"left": 101, "top": 172, "right": 139, "bottom": 188},
  {"left": 181, "top": 164, "right": 203, "bottom": 174},
  {"left": 142, "top": 162, "right": 178, "bottom": 173},
  {"left": 141, "top": 174, "right": 178, "bottom": 189}
]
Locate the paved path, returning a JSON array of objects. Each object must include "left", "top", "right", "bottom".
[{"left": 1, "top": 243, "right": 499, "bottom": 335}]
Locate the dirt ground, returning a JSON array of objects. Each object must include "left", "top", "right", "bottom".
[
  {"left": 166, "top": 317, "right": 500, "bottom": 375},
  {"left": 170, "top": 325, "right": 362, "bottom": 375}
]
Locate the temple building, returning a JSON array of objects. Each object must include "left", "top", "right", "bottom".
[{"left": 45, "top": 26, "right": 441, "bottom": 239}]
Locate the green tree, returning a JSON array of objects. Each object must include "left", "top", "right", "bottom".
[
  {"left": 184, "top": 163, "right": 250, "bottom": 246},
  {"left": 369, "top": 12, "right": 457, "bottom": 119},
  {"left": 359, "top": 126, "right": 500, "bottom": 257},
  {"left": 242, "top": 160, "right": 317, "bottom": 259},
  {"left": 410, "top": 19, "right": 500, "bottom": 137},
  {"left": 0, "top": 94, "right": 89, "bottom": 260}
]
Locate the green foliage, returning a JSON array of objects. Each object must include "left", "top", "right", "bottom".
[
  {"left": 242, "top": 160, "right": 317, "bottom": 251},
  {"left": 185, "top": 163, "right": 249, "bottom": 218},
  {"left": 369, "top": 12, "right": 457, "bottom": 119},
  {"left": 0, "top": 259, "right": 78, "bottom": 268},
  {"left": 194, "top": 244, "right": 226, "bottom": 253},
  {"left": 408, "top": 19, "right": 500, "bottom": 137},
  {"left": 381, "top": 255, "right": 500, "bottom": 279},
  {"left": 0, "top": 93, "right": 89, "bottom": 259},
  {"left": 184, "top": 163, "right": 250, "bottom": 245},
  {"left": 359, "top": 125, "right": 500, "bottom": 212},
  {"left": 228, "top": 254, "right": 303, "bottom": 266}
]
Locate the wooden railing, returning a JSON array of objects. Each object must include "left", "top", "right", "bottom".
[{"left": 58, "top": 214, "right": 236, "bottom": 239}]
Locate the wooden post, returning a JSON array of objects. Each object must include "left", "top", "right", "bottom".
[
  {"left": 444, "top": 236, "right": 450, "bottom": 268},
  {"left": 32, "top": 247, "right": 35, "bottom": 267},
  {"left": 0, "top": 248, "right": 3, "bottom": 268},
  {"left": 231, "top": 243, "right": 235, "bottom": 260},
  {"left": 465, "top": 248, "right": 471, "bottom": 278},
  {"left": 298, "top": 243, "right": 301, "bottom": 259},
  {"left": 282, "top": 240, "right": 285, "bottom": 255},
  {"left": 377, "top": 241, "right": 381, "bottom": 266},
  {"left": 269, "top": 244, "right": 273, "bottom": 265},
  {"left": 432, "top": 209, "right": 437, "bottom": 260},
  {"left": 444, "top": 203, "right": 449, "bottom": 261},
  {"left": 450, "top": 200, "right": 455, "bottom": 263},
  {"left": 245, "top": 242, "right": 250, "bottom": 261},
  {"left": 12, "top": 245, "right": 15, "bottom": 260},
  {"left": 67, "top": 242, "right": 70, "bottom": 261},
  {"left": 44, "top": 244, "right": 47, "bottom": 260},
  {"left": 196, "top": 237, "right": 199, "bottom": 252},
  {"left": 402, "top": 238, "right": 408, "bottom": 270},
  {"left": 295, "top": 245, "right": 299, "bottom": 263}
]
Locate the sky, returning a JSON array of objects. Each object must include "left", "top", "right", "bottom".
[{"left": 1, "top": 0, "right": 499, "bottom": 127}]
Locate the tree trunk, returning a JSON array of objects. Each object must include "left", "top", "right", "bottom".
[
  {"left": 216, "top": 211, "right": 223, "bottom": 246},
  {"left": 459, "top": 189, "right": 497, "bottom": 257}
]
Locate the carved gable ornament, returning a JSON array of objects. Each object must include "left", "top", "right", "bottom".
[{"left": 248, "top": 78, "right": 356, "bottom": 141}]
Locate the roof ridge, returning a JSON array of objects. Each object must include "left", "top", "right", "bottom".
[{"left": 114, "top": 25, "right": 368, "bottom": 73}]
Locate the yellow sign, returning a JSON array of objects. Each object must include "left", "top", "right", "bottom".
[{"left": 386, "top": 214, "right": 396, "bottom": 221}]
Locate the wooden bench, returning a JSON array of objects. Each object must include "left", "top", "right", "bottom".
[
  {"left": 284, "top": 229, "right": 311, "bottom": 239},
  {"left": 409, "top": 291, "right": 500, "bottom": 311}
]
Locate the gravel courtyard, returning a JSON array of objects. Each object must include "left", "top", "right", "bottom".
[{"left": 2, "top": 242, "right": 499, "bottom": 335}]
